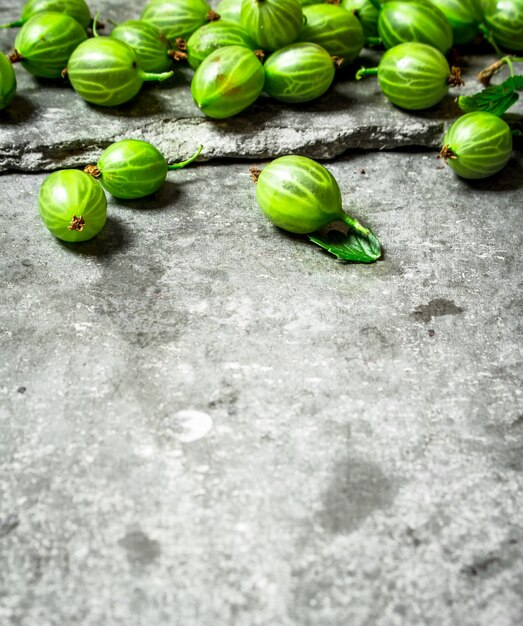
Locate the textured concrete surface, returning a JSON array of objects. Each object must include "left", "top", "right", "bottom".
[
  {"left": 1, "top": 0, "right": 521, "bottom": 170},
  {"left": 1, "top": 151, "right": 522, "bottom": 625}
]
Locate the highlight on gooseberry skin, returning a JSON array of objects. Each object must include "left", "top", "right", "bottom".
[
  {"left": 438, "top": 112, "right": 513, "bottom": 180},
  {"left": 38, "top": 170, "right": 107, "bottom": 242},
  {"left": 85, "top": 140, "right": 204, "bottom": 200}
]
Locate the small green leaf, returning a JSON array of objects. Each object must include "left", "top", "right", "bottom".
[
  {"left": 309, "top": 228, "right": 382, "bottom": 263},
  {"left": 458, "top": 75, "right": 523, "bottom": 116}
]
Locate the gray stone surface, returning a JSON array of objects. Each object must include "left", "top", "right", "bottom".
[
  {"left": 1, "top": 152, "right": 522, "bottom": 625},
  {"left": 1, "top": 0, "right": 521, "bottom": 170}
]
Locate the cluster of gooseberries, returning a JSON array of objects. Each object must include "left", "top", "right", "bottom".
[{"left": 0, "top": 0, "right": 522, "bottom": 261}]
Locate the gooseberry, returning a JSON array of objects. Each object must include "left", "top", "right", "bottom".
[
  {"left": 297, "top": 4, "right": 365, "bottom": 61},
  {"left": 141, "top": 0, "right": 220, "bottom": 41},
  {"left": 240, "top": 0, "right": 303, "bottom": 51},
  {"left": 481, "top": 0, "right": 523, "bottom": 51},
  {"left": 216, "top": 0, "right": 243, "bottom": 22},
  {"left": 428, "top": 0, "right": 482, "bottom": 45},
  {"left": 186, "top": 20, "right": 257, "bottom": 70},
  {"left": 66, "top": 38, "right": 174, "bottom": 107},
  {"left": 378, "top": 0, "right": 453, "bottom": 54},
  {"left": 357, "top": 42, "right": 463, "bottom": 110},
  {"left": 0, "top": 53, "right": 17, "bottom": 110},
  {"left": 85, "top": 140, "right": 203, "bottom": 199},
  {"left": 439, "top": 112, "right": 513, "bottom": 179},
  {"left": 263, "top": 42, "right": 336, "bottom": 103},
  {"left": 110, "top": 20, "right": 175, "bottom": 73},
  {"left": 340, "top": 0, "right": 380, "bottom": 40},
  {"left": 0, "top": 0, "right": 91, "bottom": 30},
  {"left": 9, "top": 12, "right": 87, "bottom": 79},
  {"left": 254, "top": 155, "right": 369, "bottom": 236},
  {"left": 191, "top": 45, "right": 264, "bottom": 118},
  {"left": 38, "top": 170, "right": 107, "bottom": 242}
]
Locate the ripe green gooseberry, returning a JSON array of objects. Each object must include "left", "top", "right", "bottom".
[
  {"left": 481, "top": 0, "right": 523, "bottom": 51},
  {"left": 439, "top": 112, "right": 513, "bottom": 179},
  {"left": 240, "top": 0, "right": 304, "bottom": 51},
  {"left": 254, "top": 155, "right": 369, "bottom": 236},
  {"left": 216, "top": 0, "right": 243, "bottom": 22},
  {"left": 0, "top": 54, "right": 17, "bottom": 110},
  {"left": 38, "top": 170, "right": 107, "bottom": 242},
  {"left": 429, "top": 0, "right": 482, "bottom": 45},
  {"left": 340, "top": 0, "right": 380, "bottom": 40},
  {"left": 186, "top": 20, "right": 258, "bottom": 70},
  {"left": 357, "top": 42, "right": 463, "bottom": 110},
  {"left": 378, "top": 0, "right": 453, "bottom": 54},
  {"left": 9, "top": 12, "right": 87, "bottom": 79},
  {"left": 263, "top": 43, "right": 336, "bottom": 103},
  {"left": 191, "top": 45, "right": 264, "bottom": 118},
  {"left": 0, "top": 0, "right": 91, "bottom": 30},
  {"left": 85, "top": 140, "right": 203, "bottom": 199},
  {"left": 297, "top": 4, "right": 365, "bottom": 61},
  {"left": 110, "top": 20, "right": 175, "bottom": 73},
  {"left": 66, "top": 38, "right": 174, "bottom": 107},
  {"left": 141, "top": 0, "right": 220, "bottom": 41}
]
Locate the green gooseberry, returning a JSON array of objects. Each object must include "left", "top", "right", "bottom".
[
  {"left": 86, "top": 140, "right": 203, "bottom": 200},
  {"left": 340, "top": 0, "right": 380, "bottom": 40},
  {"left": 9, "top": 12, "right": 87, "bottom": 79},
  {"left": 240, "top": 0, "right": 304, "bottom": 51},
  {"left": 378, "top": 1, "right": 453, "bottom": 54},
  {"left": 357, "top": 42, "right": 463, "bottom": 110},
  {"left": 110, "top": 20, "right": 175, "bottom": 73},
  {"left": 216, "top": 0, "right": 243, "bottom": 22},
  {"left": 186, "top": 20, "right": 258, "bottom": 70},
  {"left": 263, "top": 42, "right": 336, "bottom": 103},
  {"left": 439, "top": 112, "right": 513, "bottom": 179},
  {"left": 191, "top": 45, "right": 264, "bottom": 118},
  {"left": 429, "top": 0, "right": 482, "bottom": 44},
  {"left": 67, "top": 38, "right": 174, "bottom": 107},
  {"left": 0, "top": 54, "right": 17, "bottom": 111},
  {"left": 298, "top": 0, "right": 324, "bottom": 5},
  {"left": 255, "top": 155, "right": 369, "bottom": 236},
  {"left": 481, "top": 0, "right": 523, "bottom": 51},
  {"left": 38, "top": 170, "right": 107, "bottom": 242},
  {"left": 0, "top": 0, "right": 91, "bottom": 30},
  {"left": 297, "top": 4, "right": 365, "bottom": 62},
  {"left": 141, "top": 0, "right": 220, "bottom": 41}
]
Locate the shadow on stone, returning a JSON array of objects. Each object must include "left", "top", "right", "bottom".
[
  {"left": 318, "top": 454, "right": 399, "bottom": 535},
  {"left": 0, "top": 94, "right": 37, "bottom": 124},
  {"left": 58, "top": 215, "right": 131, "bottom": 258},
  {"left": 461, "top": 158, "right": 523, "bottom": 191}
]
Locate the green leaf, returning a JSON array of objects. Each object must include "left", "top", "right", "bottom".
[
  {"left": 309, "top": 228, "right": 382, "bottom": 263},
  {"left": 458, "top": 75, "right": 523, "bottom": 117}
]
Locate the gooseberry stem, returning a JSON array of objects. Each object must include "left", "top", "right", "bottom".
[
  {"left": 356, "top": 67, "right": 378, "bottom": 80},
  {"left": 478, "top": 55, "right": 523, "bottom": 85},
  {"left": 479, "top": 24, "right": 504, "bottom": 58},
  {"left": 141, "top": 70, "right": 174, "bottom": 82},
  {"left": 366, "top": 36, "right": 382, "bottom": 47},
  {"left": 0, "top": 19, "right": 24, "bottom": 28},
  {"left": 92, "top": 12, "right": 100, "bottom": 37},
  {"left": 342, "top": 215, "right": 370, "bottom": 237},
  {"left": 167, "top": 145, "right": 204, "bottom": 170}
]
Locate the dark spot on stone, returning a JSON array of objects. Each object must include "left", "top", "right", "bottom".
[
  {"left": 511, "top": 414, "right": 523, "bottom": 429},
  {"left": 17, "top": 386, "right": 26, "bottom": 394},
  {"left": 21, "top": 259, "right": 32, "bottom": 267},
  {"left": 462, "top": 556, "right": 501, "bottom": 578},
  {"left": 119, "top": 528, "right": 160, "bottom": 566},
  {"left": 406, "top": 526, "right": 421, "bottom": 547},
  {"left": 428, "top": 329, "right": 435, "bottom": 337},
  {"left": 412, "top": 298, "right": 464, "bottom": 324},
  {"left": 0, "top": 513, "right": 20, "bottom": 538},
  {"left": 208, "top": 384, "right": 238, "bottom": 415},
  {"left": 360, "top": 168, "right": 366, "bottom": 174},
  {"left": 318, "top": 455, "right": 398, "bottom": 535}
]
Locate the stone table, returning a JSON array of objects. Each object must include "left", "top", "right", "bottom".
[{"left": 0, "top": 1, "right": 522, "bottom": 625}]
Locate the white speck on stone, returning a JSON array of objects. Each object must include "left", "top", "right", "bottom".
[{"left": 173, "top": 410, "right": 213, "bottom": 443}]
